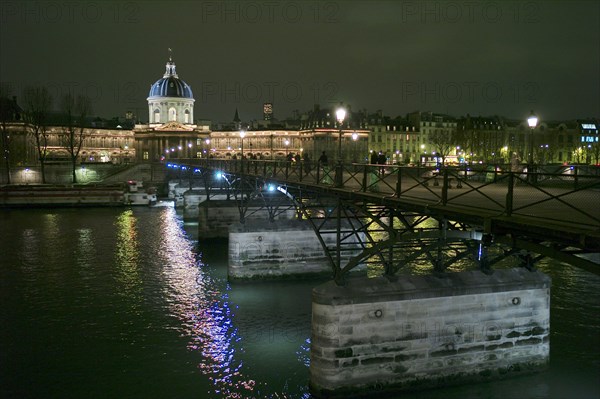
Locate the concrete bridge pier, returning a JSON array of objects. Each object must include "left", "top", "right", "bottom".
[
  {"left": 197, "top": 199, "right": 298, "bottom": 239},
  {"left": 228, "top": 219, "right": 334, "bottom": 281},
  {"left": 310, "top": 268, "right": 551, "bottom": 398}
]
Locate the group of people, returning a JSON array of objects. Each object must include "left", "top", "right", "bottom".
[{"left": 371, "top": 151, "right": 388, "bottom": 175}]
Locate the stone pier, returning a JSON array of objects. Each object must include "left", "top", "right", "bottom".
[
  {"left": 310, "top": 268, "right": 551, "bottom": 398},
  {"left": 228, "top": 219, "right": 334, "bottom": 281},
  {"left": 198, "top": 199, "right": 296, "bottom": 239}
]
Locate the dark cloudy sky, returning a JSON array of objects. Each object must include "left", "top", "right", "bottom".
[{"left": 1, "top": 0, "right": 598, "bottom": 123}]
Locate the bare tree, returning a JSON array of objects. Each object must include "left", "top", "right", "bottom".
[
  {"left": 429, "top": 130, "right": 456, "bottom": 166},
  {"left": 22, "top": 86, "right": 53, "bottom": 183},
  {"left": 591, "top": 142, "right": 600, "bottom": 165},
  {"left": 60, "top": 93, "right": 91, "bottom": 183},
  {"left": 0, "top": 83, "right": 17, "bottom": 184}
]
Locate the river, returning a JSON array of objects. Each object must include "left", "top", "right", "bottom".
[{"left": 0, "top": 205, "right": 598, "bottom": 398}]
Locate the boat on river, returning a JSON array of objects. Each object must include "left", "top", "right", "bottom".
[
  {"left": 0, "top": 181, "right": 157, "bottom": 207},
  {"left": 0, "top": 184, "right": 126, "bottom": 207},
  {"left": 124, "top": 181, "right": 157, "bottom": 206}
]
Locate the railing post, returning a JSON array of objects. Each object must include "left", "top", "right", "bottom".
[
  {"left": 263, "top": 161, "right": 267, "bottom": 177},
  {"left": 335, "top": 162, "right": 343, "bottom": 187},
  {"left": 285, "top": 161, "right": 289, "bottom": 180},
  {"left": 574, "top": 166, "right": 579, "bottom": 189},
  {"left": 442, "top": 168, "right": 449, "bottom": 205},
  {"left": 316, "top": 163, "right": 321, "bottom": 184},
  {"left": 506, "top": 171, "right": 514, "bottom": 216},
  {"left": 362, "top": 164, "right": 368, "bottom": 192},
  {"left": 395, "top": 167, "right": 402, "bottom": 197}
]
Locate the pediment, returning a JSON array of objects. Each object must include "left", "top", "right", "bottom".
[{"left": 155, "top": 121, "right": 193, "bottom": 131}]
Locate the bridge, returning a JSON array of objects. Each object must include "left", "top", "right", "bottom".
[
  {"left": 165, "top": 159, "right": 599, "bottom": 398},
  {"left": 167, "top": 159, "right": 599, "bottom": 278}
]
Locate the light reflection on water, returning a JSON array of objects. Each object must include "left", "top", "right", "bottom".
[
  {"left": 114, "top": 211, "right": 142, "bottom": 300},
  {"left": 157, "top": 207, "right": 278, "bottom": 398}
]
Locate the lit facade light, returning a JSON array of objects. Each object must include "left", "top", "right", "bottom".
[{"left": 352, "top": 132, "right": 358, "bottom": 141}]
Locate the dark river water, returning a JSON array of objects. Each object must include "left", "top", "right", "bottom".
[{"left": 1, "top": 205, "right": 598, "bottom": 399}]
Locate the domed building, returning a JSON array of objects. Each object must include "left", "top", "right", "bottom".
[{"left": 147, "top": 56, "right": 194, "bottom": 125}]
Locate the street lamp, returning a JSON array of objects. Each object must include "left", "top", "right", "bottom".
[
  {"left": 336, "top": 106, "right": 346, "bottom": 162},
  {"left": 527, "top": 110, "right": 538, "bottom": 181},
  {"left": 335, "top": 106, "right": 347, "bottom": 186}
]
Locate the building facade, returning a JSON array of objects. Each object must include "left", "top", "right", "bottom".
[{"left": 2, "top": 57, "right": 599, "bottom": 183}]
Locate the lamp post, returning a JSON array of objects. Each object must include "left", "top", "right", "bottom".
[
  {"left": 335, "top": 106, "right": 346, "bottom": 186},
  {"left": 336, "top": 106, "right": 346, "bottom": 162},
  {"left": 239, "top": 130, "right": 245, "bottom": 172},
  {"left": 284, "top": 139, "right": 290, "bottom": 159},
  {"left": 527, "top": 110, "right": 538, "bottom": 182},
  {"left": 239, "top": 130, "right": 245, "bottom": 158}
]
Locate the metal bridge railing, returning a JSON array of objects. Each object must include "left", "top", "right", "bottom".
[{"left": 169, "top": 159, "right": 600, "bottom": 229}]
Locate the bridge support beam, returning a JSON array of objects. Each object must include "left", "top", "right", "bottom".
[{"left": 310, "top": 268, "right": 550, "bottom": 398}]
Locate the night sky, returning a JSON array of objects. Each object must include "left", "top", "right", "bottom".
[{"left": 1, "top": 0, "right": 598, "bottom": 123}]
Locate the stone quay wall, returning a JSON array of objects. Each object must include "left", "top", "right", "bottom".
[{"left": 310, "top": 268, "right": 551, "bottom": 398}]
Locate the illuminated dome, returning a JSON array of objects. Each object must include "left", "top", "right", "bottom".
[
  {"left": 148, "top": 60, "right": 193, "bottom": 99},
  {"left": 147, "top": 55, "right": 195, "bottom": 125}
]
